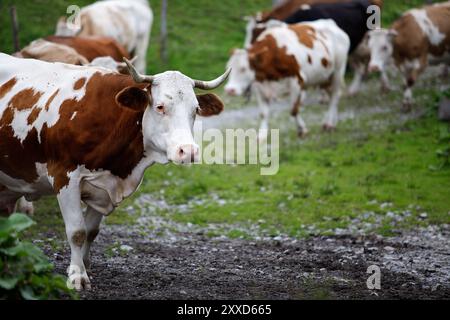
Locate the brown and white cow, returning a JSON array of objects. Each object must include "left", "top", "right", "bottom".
[
  {"left": 225, "top": 19, "right": 350, "bottom": 139},
  {"left": 0, "top": 53, "right": 230, "bottom": 289},
  {"left": 56, "top": 0, "right": 152, "bottom": 73},
  {"left": 243, "top": 0, "right": 387, "bottom": 96},
  {"left": 16, "top": 36, "right": 131, "bottom": 71},
  {"left": 367, "top": 2, "right": 450, "bottom": 111}
]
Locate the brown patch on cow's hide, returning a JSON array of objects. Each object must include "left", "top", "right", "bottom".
[
  {"left": 0, "top": 121, "right": 44, "bottom": 183},
  {"left": 73, "top": 78, "right": 87, "bottom": 90},
  {"left": 0, "top": 78, "right": 17, "bottom": 100},
  {"left": 71, "top": 230, "right": 86, "bottom": 247},
  {"left": 27, "top": 108, "right": 41, "bottom": 125},
  {"left": 44, "top": 90, "right": 60, "bottom": 111},
  {"left": 196, "top": 94, "right": 224, "bottom": 117},
  {"left": 8, "top": 89, "right": 43, "bottom": 111},
  {"left": 0, "top": 87, "right": 47, "bottom": 183},
  {"left": 43, "top": 73, "right": 146, "bottom": 192},
  {"left": 249, "top": 34, "right": 304, "bottom": 86},
  {"left": 288, "top": 25, "right": 317, "bottom": 49},
  {"left": 251, "top": 27, "right": 268, "bottom": 44},
  {"left": 321, "top": 58, "right": 329, "bottom": 68}
]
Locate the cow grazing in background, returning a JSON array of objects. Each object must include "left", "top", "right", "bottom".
[
  {"left": 15, "top": 39, "right": 90, "bottom": 65},
  {"left": 15, "top": 36, "right": 130, "bottom": 72},
  {"left": 243, "top": 0, "right": 387, "bottom": 95},
  {"left": 225, "top": 20, "right": 350, "bottom": 139},
  {"left": 367, "top": 2, "right": 450, "bottom": 111},
  {"left": 0, "top": 53, "right": 230, "bottom": 289},
  {"left": 44, "top": 36, "right": 130, "bottom": 63},
  {"left": 56, "top": 0, "right": 153, "bottom": 73}
]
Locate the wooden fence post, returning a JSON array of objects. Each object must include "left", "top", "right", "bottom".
[{"left": 10, "top": 6, "right": 20, "bottom": 52}]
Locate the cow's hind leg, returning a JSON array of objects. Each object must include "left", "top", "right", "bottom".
[
  {"left": 289, "top": 81, "right": 308, "bottom": 137},
  {"left": 57, "top": 177, "right": 90, "bottom": 290},
  {"left": 323, "top": 75, "right": 344, "bottom": 131},
  {"left": 82, "top": 207, "right": 103, "bottom": 272}
]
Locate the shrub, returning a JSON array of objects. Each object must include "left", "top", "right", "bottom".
[{"left": 0, "top": 213, "right": 75, "bottom": 300}]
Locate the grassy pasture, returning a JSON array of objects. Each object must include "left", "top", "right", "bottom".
[{"left": 0, "top": 0, "right": 448, "bottom": 240}]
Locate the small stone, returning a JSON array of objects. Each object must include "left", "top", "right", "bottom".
[
  {"left": 419, "top": 213, "right": 428, "bottom": 219},
  {"left": 180, "top": 290, "right": 187, "bottom": 295},
  {"left": 384, "top": 246, "right": 395, "bottom": 252},
  {"left": 120, "top": 245, "right": 133, "bottom": 252}
]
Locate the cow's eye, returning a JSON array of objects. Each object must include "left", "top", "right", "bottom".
[
  {"left": 382, "top": 45, "right": 388, "bottom": 51},
  {"left": 156, "top": 105, "right": 165, "bottom": 114}
]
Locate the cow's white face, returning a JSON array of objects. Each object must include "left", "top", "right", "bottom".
[
  {"left": 116, "top": 71, "right": 225, "bottom": 165},
  {"left": 224, "top": 49, "right": 255, "bottom": 97},
  {"left": 368, "top": 29, "right": 396, "bottom": 73},
  {"left": 144, "top": 72, "right": 200, "bottom": 164}
]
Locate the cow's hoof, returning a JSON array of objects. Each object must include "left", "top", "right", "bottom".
[
  {"left": 381, "top": 86, "right": 391, "bottom": 94},
  {"left": 322, "top": 124, "right": 336, "bottom": 132},
  {"left": 347, "top": 90, "right": 357, "bottom": 97},
  {"left": 401, "top": 103, "right": 412, "bottom": 113},
  {"left": 67, "top": 266, "right": 91, "bottom": 291},
  {"left": 69, "top": 273, "right": 91, "bottom": 291},
  {"left": 297, "top": 130, "right": 309, "bottom": 138}
]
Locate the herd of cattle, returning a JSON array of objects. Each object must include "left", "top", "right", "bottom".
[{"left": 0, "top": 0, "right": 449, "bottom": 290}]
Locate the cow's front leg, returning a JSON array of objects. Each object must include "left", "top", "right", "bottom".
[
  {"left": 254, "top": 83, "right": 270, "bottom": 142},
  {"left": 348, "top": 63, "right": 365, "bottom": 96},
  {"left": 380, "top": 70, "right": 392, "bottom": 93},
  {"left": 402, "top": 77, "right": 415, "bottom": 112},
  {"left": 57, "top": 179, "right": 90, "bottom": 290},
  {"left": 82, "top": 207, "right": 103, "bottom": 271}
]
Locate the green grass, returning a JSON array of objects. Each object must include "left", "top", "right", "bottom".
[{"left": 135, "top": 113, "right": 450, "bottom": 236}]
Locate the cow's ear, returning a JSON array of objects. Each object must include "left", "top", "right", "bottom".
[
  {"left": 115, "top": 86, "right": 150, "bottom": 111},
  {"left": 196, "top": 93, "right": 224, "bottom": 117}
]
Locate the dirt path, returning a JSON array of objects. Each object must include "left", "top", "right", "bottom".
[{"left": 48, "top": 223, "right": 449, "bottom": 299}]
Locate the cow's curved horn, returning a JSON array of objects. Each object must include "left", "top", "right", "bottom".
[
  {"left": 192, "top": 68, "right": 231, "bottom": 90},
  {"left": 124, "top": 58, "right": 155, "bottom": 83}
]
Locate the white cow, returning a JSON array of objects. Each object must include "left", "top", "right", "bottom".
[{"left": 56, "top": 0, "right": 153, "bottom": 73}]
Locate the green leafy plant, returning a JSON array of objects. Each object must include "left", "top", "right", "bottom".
[{"left": 0, "top": 213, "right": 75, "bottom": 300}]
